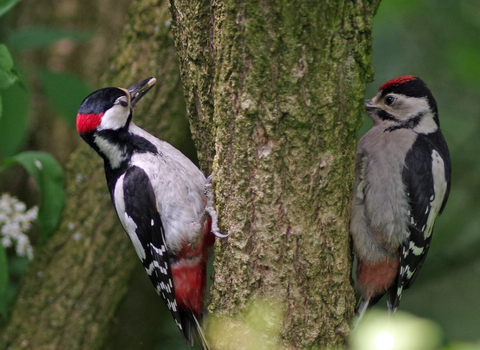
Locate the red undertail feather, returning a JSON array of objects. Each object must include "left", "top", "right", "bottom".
[
  {"left": 171, "top": 262, "right": 206, "bottom": 317},
  {"left": 380, "top": 75, "right": 416, "bottom": 91},
  {"left": 171, "top": 217, "right": 215, "bottom": 317},
  {"left": 356, "top": 258, "right": 399, "bottom": 300},
  {"left": 76, "top": 112, "right": 103, "bottom": 133}
]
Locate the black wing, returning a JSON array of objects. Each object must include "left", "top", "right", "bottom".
[
  {"left": 388, "top": 131, "right": 451, "bottom": 309},
  {"left": 121, "top": 166, "right": 185, "bottom": 334}
]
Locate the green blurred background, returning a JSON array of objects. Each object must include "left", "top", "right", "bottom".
[{"left": 0, "top": 0, "right": 479, "bottom": 349}]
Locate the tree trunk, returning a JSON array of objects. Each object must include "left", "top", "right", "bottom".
[
  {"left": 169, "top": 0, "right": 381, "bottom": 348},
  {"left": 0, "top": 0, "right": 193, "bottom": 349}
]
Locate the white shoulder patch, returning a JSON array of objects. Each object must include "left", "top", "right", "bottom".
[
  {"left": 113, "top": 174, "right": 146, "bottom": 261},
  {"left": 424, "top": 149, "right": 447, "bottom": 238},
  {"left": 124, "top": 213, "right": 146, "bottom": 261}
]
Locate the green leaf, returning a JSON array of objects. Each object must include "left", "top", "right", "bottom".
[
  {"left": 39, "top": 70, "right": 92, "bottom": 127},
  {"left": 7, "top": 26, "right": 91, "bottom": 50},
  {"left": 0, "top": 44, "right": 18, "bottom": 89},
  {"left": 6, "top": 152, "right": 65, "bottom": 242},
  {"left": 0, "top": 244, "right": 7, "bottom": 318},
  {"left": 0, "top": 81, "right": 29, "bottom": 157},
  {"left": 0, "top": 0, "right": 21, "bottom": 18}
]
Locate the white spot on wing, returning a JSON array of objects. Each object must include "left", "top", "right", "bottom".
[
  {"left": 406, "top": 267, "right": 416, "bottom": 279},
  {"left": 150, "top": 243, "right": 166, "bottom": 256},
  {"left": 145, "top": 260, "right": 161, "bottom": 275},
  {"left": 409, "top": 241, "right": 424, "bottom": 256}
]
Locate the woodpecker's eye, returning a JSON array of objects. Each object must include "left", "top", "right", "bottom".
[
  {"left": 385, "top": 95, "right": 396, "bottom": 106},
  {"left": 117, "top": 97, "right": 129, "bottom": 107}
]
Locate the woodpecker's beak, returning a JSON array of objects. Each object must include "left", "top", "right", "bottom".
[
  {"left": 365, "top": 99, "right": 374, "bottom": 111},
  {"left": 128, "top": 77, "right": 157, "bottom": 107},
  {"left": 365, "top": 99, "right": 380, "bottom": 115}
]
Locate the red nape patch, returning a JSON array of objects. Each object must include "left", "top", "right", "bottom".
[
  {"left": 356, "top": 259, "right": 399, "bottom": 299},
  {"left": 76, "top": 112, "right": 103, "bottom": 133},
  {"left": 380, "top": 75, "right": 416, "bottom": 91}
]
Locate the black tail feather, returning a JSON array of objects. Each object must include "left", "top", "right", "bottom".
[{"left": 179, "top": 310, "right": 210, "bottom": 350}]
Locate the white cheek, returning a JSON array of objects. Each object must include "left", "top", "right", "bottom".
[
  {"left": 98, "top": 105, "right": 130, "bottom": 131},
  {"left": 401, "top": 96, "right": 430, "bottom": 117}
]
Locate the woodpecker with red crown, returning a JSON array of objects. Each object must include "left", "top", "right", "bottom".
[
  {"left": 76, "top": 77, "right": 227, "bottom": 349},
  {"left": 350, "top": 76, "right": 451, "bottom": 325}
]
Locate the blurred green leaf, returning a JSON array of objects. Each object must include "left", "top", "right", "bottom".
[
  {"left": 0, "top": 0, "right": 21, "bottom": 18},
  {"left": 7, "top": 26, "right": 91, "bottom": 50},
  {"left": 0, "top": 81, "right": 29, "bottom": 157},
  {"left": 0, "top": 44, "right": 18, "bottom": 89},
  {"left": 5, "top": 152, "right": 64, "bottom": 242},
  {"left": 39, "top": 70, "right": 92, "bottom": 127},
  {"left": 0, "top": 244, "right": 7, "bottom": 318}
]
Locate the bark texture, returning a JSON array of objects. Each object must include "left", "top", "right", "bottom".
[
  {"left": 0, "top": 0, "right": 192, "bottom": 349},
  {"left": 169, "top": 0, "right": 381, "bottom": 348}
]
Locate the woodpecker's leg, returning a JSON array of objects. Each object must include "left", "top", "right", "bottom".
[{"left": 204, "top": 175, "right": 229, "bottom": 238}]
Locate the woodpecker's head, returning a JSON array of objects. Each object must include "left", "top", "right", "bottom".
[
  {"left": 365, "top": 76, "right": 439, "bottom": 133},
  {"left": 76, "top": 77, "right": 156, "bottom": 138}
]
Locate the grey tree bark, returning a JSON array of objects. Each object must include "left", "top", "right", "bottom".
[{"left": 0, "top": 0, "right": 381, "bottom": 349}]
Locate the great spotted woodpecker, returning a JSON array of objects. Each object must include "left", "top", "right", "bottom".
[
  {"left": 76, "top": 77, "right": 227, "bottom": 349},
  {"left": 350, "top": 76, "right": 451, "bottom": 323}
]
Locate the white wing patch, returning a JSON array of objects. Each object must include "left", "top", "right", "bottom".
[
  {"left": 425, "top": 150, "right": 447, "bottom": 238},
  {"left": 124, "top": 213, "right": 146, "bottom": 261},
  {"left": 409, "top": 241, "right": 424, "bottom": 256},
  {"left": 150, "top": 242, "right": 166, "bottom": 256},
  {"left": 113, "top": 174, "right": 147, "bottom": 261}
]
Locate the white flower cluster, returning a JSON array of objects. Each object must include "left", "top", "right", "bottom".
[{"left": 0, "top": 194, "right": 37, "bottom": 260}]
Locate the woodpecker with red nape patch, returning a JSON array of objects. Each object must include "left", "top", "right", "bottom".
[
  {"left": 76, "top": 77, "right": 227, "bottom": 349},
  {"left": 350, "top": 76, "right": 451, "bottom": 325}
]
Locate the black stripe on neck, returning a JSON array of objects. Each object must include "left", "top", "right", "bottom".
[
  {"left": 378, "top": 110, "right": 398, "bottom": 122},
  {"left": 385, "top": 113, "right": 422, "bottom": 133}
]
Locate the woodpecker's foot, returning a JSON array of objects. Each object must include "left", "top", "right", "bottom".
[{"left": 204, "top": 175, "right": 229, "bottom": 239}]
